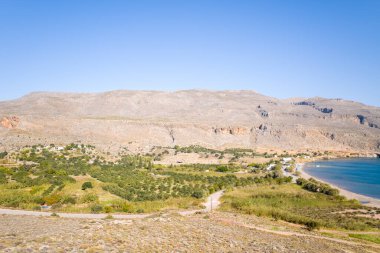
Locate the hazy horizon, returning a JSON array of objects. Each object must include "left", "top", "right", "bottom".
[
  {"left": 1, "top": 1, "right": 379, "bottom": 106},
  {"left": 1, "top": 88, "right": 379, "bottom": 108}
]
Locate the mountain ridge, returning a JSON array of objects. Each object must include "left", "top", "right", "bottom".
[
  {"left": 1, "top": 90, "right": 379, "bottom": 153},
  {"left": 3, "top": 90, "right": 376, "bottom": 108}
]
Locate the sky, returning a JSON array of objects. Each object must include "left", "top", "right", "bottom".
[{"left": 0, "top": 0, "right": 379, "bottom": 106}]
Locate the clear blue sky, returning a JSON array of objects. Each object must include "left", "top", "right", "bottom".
[{"left": 0, "top": 0, "right": 379, "bottom": 106}]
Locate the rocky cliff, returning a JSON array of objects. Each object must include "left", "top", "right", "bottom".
[{"left": 0, "top": 90, "right": 379, "bottom": 153}]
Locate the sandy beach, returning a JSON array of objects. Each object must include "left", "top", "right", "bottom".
[{"left": 297, "top": 163, "right": 380, "bottom": 208}]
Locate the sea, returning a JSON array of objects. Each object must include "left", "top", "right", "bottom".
[{"left": 303, "top": 158, "right": 380, "bottom": 200}]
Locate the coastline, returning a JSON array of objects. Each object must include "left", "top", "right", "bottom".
[{"left": 297, "top": 163, "right": 380, "bottom": 208}]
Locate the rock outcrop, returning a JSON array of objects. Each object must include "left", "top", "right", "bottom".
[
  {"left": 213, "top": 127, "right": 248, "bottom": 135},
  {"left": 0, "top": 116, "right": 20, "bottom": 129}
]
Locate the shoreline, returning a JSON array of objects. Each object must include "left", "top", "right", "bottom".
[{"left": 297, "top": 163, "right": 380, "bottom": 208}]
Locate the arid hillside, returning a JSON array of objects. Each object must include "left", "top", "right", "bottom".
[{"left": 0, "top": 90, "right": 379, "bottom": 153}]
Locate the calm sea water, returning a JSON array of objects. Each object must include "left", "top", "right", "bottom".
[{"left": 304, "top": 158, "right": 380, "bottom": 199}]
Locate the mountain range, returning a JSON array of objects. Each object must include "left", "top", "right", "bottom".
[{"left": 1, "top": 90, "right": 379, "bottom": 154}]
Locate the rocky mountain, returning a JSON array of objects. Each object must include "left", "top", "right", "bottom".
[{"left": 0, "top": 90, "right": 379, "bottom": 153}]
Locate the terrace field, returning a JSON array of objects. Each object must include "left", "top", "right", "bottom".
[{"left": 0, "top": 144, "right": 290, "bottom": 214}]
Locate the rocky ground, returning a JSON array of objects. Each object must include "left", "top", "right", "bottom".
[{"left": 0, "top": 212, "right": 378, "bottom": 253}]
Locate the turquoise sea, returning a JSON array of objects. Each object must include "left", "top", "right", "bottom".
[{"left": 304, "top": 158, "right": 380, "bottom": 200}]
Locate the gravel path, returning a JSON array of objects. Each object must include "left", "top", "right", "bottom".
[{"left": 178, "top": 190, "right": 224, "bottom": 215}]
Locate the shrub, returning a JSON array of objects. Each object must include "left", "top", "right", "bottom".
[
  {"left": 0, "top": 190, "right": 34, "bottom": 207},
  {"left": 61, "top": 195, "right": 77, "bottom": 205},
  {"left": 0, "top": 151, "right": 8, "bottom": 159},
  {"left": 5, "top": 182, "right": 23, "bottom": 189},
  {"left": 80, "top": 193, "right": 98, "bottom": 203},
  {"left": 43, "top": 194, "right": 61, "bottom": 205},
  {"left": 31, "top": 205, "right": 41, "bottom": 210},
  {"left": 104, "top": 206, "right": 113, "bottom": 213},
  {"left": 216, "top": 166, "right": 228, "bottom": 172},
  {"left": 82, "top": 181, "right": 93, "bottom": 190},
  {"left": 191, "top": 190, "right": 204, "bottom": 199},
  {"left": 52, "top": 203, "right": 62, "bottom": 209},
  {"left": 121, "top": 203, "right": 135, "bottom": 212},
  {"left": 30, "top": 185, "right": 45, "bottom": 195},
  {"left": 305, "top": 221, "right": 320, "bottom": 231},
  {"left": 42, "top": 185, "right": 56, "bottom": 196},
  {"left": 90, "top": 204, "right": 103, "bottom": 213},
  {"left": 0, "top": 171, "right": 7, "bottom": 184},
  {"left": 296, "top": 178, "right": 339, "bottom": 196}
]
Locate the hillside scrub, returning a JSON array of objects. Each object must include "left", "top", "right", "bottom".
[{"left": 221, "top": 184, "right": 380, "bottom": 231}]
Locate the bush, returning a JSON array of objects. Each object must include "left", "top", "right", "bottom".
[
  {"left": 82, "top": 181, "right": 93, "bottom": 190},
  {"left": 32, "top": 205, "right": 41, "bottom": 210},
  {"left": 104, "top": 206, "right": 113, "bottom": 213},
  {"left": 5, "top": 182, "right": 23, "bottom": 189},
  {"left": 296, "top": 178, "right": 339, "bottom": 196},
  {"left": 43, "top": 194, "right": 61, "bottom": 205},
  {"left": 305, "top": 221, "right": 320, "bottom": 231},
  {"left": 51, "top": 212, "right": 60, "bottom": 217},
  {"left": 42, "top": 185, "right": 56, "bottom": 196},
  {"left": 61, "top": 195, "right": 77, "bottom": 205},
  {"left": 80, "top": 193, "right": 98, "bottom": 203},
  {"left": 90, "top": 204, "right": 103, "bottom": 213},
  {"left": 0, "top": 151, "right": 8, "bottom": 159},
  {"left": 122, "top": 203, "right": 134, "bottom": 212},
  {"left": 191, "top": 190, "right": 204, "bottom": 199},
  {"left": 0, "top": 190, "right": 36, "bottom": 207},
  {"left": 216, "top": 166, "right": 229, "bottom": 172}
]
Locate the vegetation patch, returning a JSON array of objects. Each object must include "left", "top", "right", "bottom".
[
  {"left": 81, "top": 181, "right": 93, "bottom": 190},
  {"left": 296, "top": 178, "right": 339, "bottom": 196},
  {"left": 221, "top": 184, "right": 380, "bottom": 230},
  {"left": 348, "top": 233, "right": 380, "bottom": 244},
  {"left": 0, "top": 144, "right": 289, "bottom": 213}
]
